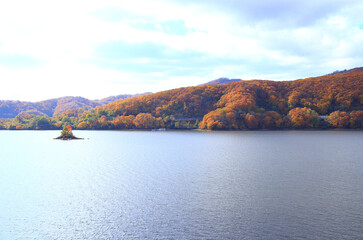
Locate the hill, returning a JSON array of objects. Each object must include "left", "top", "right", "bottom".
[
  {"left": 59, "top": 67, "right": 362, "bottom": 130},
  {"left": 2, "top": 67, "right": 362, "bottom": 130},
  {"left": 0, "top": 93, "right": 150, "bottom": 118}
]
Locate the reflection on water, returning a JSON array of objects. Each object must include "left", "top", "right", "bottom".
[{"left": 0, "top": 130, "right": 362, "bottom": 239}]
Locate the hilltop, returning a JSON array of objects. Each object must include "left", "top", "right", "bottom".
[{"left": 199, "top": 78, "right": 242, "bottom": 86}]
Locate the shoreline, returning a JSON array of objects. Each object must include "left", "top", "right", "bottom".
[{"left": 1, "top": 128, "right": 362, "bottom": 132}]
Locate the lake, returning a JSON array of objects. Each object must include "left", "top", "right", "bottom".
[{"left": 0, "top": 130, "right": 362, "bottom": 239}]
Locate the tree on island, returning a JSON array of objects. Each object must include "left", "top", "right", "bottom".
[
  {"left": 61, "top": 125, "right": 74, "bottom": 138},
  {"left": 55, "top": 125, "right": 83, "bottom": 140}
]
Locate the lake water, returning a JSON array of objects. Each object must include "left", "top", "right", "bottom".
[{"left": 0, "top": 130, "right": 362, "bottom": 239}]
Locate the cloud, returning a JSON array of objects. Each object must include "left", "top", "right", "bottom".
[
  {"left": 91, "top": 40, "right": 244, "bottom": 78},
  {"left": 0, "top": 0, "right": 362, "bottom": 101},
  {"left": 0, "top": 54, "right": 44, "bottom": 68},
  {"left": 174, "top": 0, "right": 362, "bottom": 28}
]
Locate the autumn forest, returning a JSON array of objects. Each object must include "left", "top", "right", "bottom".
[{"left": 1, "top": 67, "right": 362, "bottom": 131}]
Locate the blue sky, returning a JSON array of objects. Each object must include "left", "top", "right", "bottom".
[{"left": 0, "top": 0, "right": 362, "bottom": 101}]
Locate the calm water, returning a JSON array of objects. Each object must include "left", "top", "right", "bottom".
[{"left": 0, "top": 130, "right": 362, "bottom": 239}]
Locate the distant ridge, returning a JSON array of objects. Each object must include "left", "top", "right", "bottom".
[
  {"left": 325, "top": 67, "right": 363, "bottom": 76},
  {"left": 199, "top": 78, "right": 242, "bottom": 86},
  {"left": 96, "top": 93, "right": 152, "bottom": 105},
  {"left": 0, "top": 93, "right": 150, "bottom": 119}
]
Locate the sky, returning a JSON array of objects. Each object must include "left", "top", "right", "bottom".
[{"left": 0, "top": 0, "right": 362, "bottom": 101}]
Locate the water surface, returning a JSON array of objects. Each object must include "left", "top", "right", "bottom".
[{"left": 0, "top": 130, "right": 362, "bottom": 239}]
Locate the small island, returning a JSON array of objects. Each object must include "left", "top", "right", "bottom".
[{"left": 54, "top": 125, "right": 83, "bottom": 140}]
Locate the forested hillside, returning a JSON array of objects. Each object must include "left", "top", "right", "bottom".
[{"left": 1, "top": 68, "right": 362, "bottom": 130}]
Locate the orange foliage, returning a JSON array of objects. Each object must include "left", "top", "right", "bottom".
[
  {"left": 327, "top": 111, "right": 350, "bottom": 128},
  {"left": 133, "top": 113, "right": 156, "bottom": 129},
  {"left": 244, "top": 113, "right": 258, "bottom": 129},
  {"left": 99, "top": 115, "right": 109, "bottom": 129},
  {"left": 349, "top": 111, "right": 363, "bottom": 128},
  {"left": 200, "top": 107, "right": 238, "bottom": 130},
  {"left": 7, "top": 67, "right": 361, "bottom": 130},
  {"left": 77, "top": 121, "right": 87, "bottom": 129},
  {"left": 261, "top": 111, "right": 282, "bottom": 129},
  {"left": 288, "top": 107, "right": 319, "bottom": 128},
  {"left": 113, "top": 115, "right": 135, "bottom": 129}
]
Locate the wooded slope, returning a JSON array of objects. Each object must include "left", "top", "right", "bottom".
[
  {"left": 62, "top": 67, "right": 362, "bottom": 130},
  {"left": 2, "top": 67, "right": 362, "bottom": 130}
]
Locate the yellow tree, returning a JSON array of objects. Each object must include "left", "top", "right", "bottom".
[{"left": 134, "top": 113, "right": 156, "bottom": 129}]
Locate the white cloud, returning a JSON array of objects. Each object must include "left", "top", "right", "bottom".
[{"left": 0, "top": 0, "right": 362, "bottom": 101}]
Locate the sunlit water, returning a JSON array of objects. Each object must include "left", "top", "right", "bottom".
[{"left": 0, "top": 130, "right": 362, "bottom": 239}]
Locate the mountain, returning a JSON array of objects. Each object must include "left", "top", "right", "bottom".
[
  {"left": 0, "top": 93, "right": 150, "bottom": 119},
  {"left": 96, "top": 67, "right": 361, "bottom": 116},
  {"left": 54, "top": 66, "right": 361, "bottom": 130},
  {"left": 2, "top": 67, "right": 362, "bottom": 130},
  {"left": 200, "top": 78, "right": 242, "bottom": 85}
]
